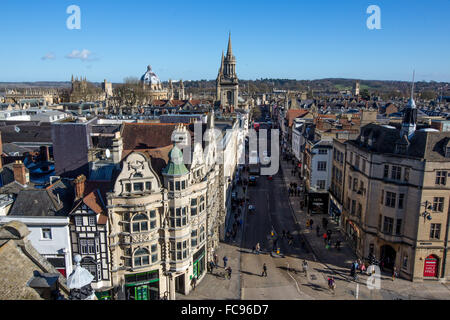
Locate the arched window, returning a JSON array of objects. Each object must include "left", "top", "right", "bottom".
[
  {"left": 133, "top": 248, "right": 150, "bottom": 267},
  {"left": 132, "top": 214, "right": 149, "bottom": 233}
]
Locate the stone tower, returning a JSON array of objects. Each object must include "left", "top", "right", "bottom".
[
  {"left": 353, "top": 80, "right": 360, "bottom": 96},
  {"left": 216, "top": 33, "right": 239, "bottom": 112}
]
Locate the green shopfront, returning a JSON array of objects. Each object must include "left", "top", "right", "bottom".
[
  {"left": 192, "top": 246, "right": 206, "bottom": 280},
  {"left": 125, "top": 270, "right": 159, "bottom": 300}
]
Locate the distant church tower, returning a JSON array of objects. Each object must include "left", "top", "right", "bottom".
[
  {"left": 216, "top": 33, "right": 239, "bottom": 112},
  {"left": 353, "top": 80, "right": 360, "bottom": 96}
]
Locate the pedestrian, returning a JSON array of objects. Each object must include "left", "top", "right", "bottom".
[
  {"left": 255, "top": 242, "right": 260, "bottom": 254},
  {"left": 288, "top": 235, "right": 293, "bottom": 246},
  {"left": 316, "top": 225, "right": 320, "bottom": 236},
  {"left": 302, "top": 259, "right": 308, "bottom": 276},
  {"left": 226, "top": 266, "right": 232, "bottom": 280},
  {"left": 297, "top": 186, "right": 301, "bottom": 197},
  {"left": 328, "top": 277, "right": 336, "bottom": 294},
  {"left": 306, "top": 220, "right": 310, "bottom": 229},
  {"left": 335, "top": 240, "right": 341, "bottom": 251},
  {"left": 392, "top": 267, "right": 398, "bottom": 281},
  {"left": 309, "top": 219, "right": 314, "bottom": 230},
  {"left": 323, "top": 233, "right": 328, "bottom": 244},
  {"left": 360, "top": 263, "right": 366, "bottom": 274},
  {"left": 261, "top": 263, "right": 268, "bottom": 277},
  {"left": 191, "top": 276, "right": 197, "bottom": 290},
  {"left": 223, "top": 256, "right": 228, "bottom": 268},
  {"left": 214, "top": 253, "right": 218, "bottom": 267},
  {"left": 327, "top": 229, "right": 332, "bottom": 241}
]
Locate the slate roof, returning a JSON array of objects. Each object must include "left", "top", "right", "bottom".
[
  {"left": 8, "top": 179, "right": 74, "bottom": 217},
  {"left": 0, "top": 122, "right": 52, "bottom": 143},
  {"left": 2, "top": 143, "right": 34, "bottom": 155},
  {"left": 352, "top": 123, "right": 450, "bottom": 161}
]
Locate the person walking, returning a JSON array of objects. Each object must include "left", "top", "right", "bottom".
[
  {"left": 226, "top": 266, "right": 232, "bottom": 280},
  {"left": 323, "top": 233, "right": 328, "bottom": 244},
  {"left": 214, "top": 253, "right": 218, "bottom": 268},
  {"left": 328, "top": 277, "right": 336, "bottom": 294},
  {"left": 316, "top": 225, "right": 320, "bottom": 236},
  {"left": 223, "top": 256, "right": 228, "bottom": 268},
  {"left": 327, "top": 229, "right": 332, "bottom": 242},
  {"left": 392, "top": 266, "right": 398, "bottom": 281},
  {"left": 191, "top": 276, "right": 197, "bottom": 291},
  {"left": 297, "top": 185, "right": 301, "bottom": 197},
  {"left": 255, "top": 242, "right": 260, "bottom": 255},
  {"left": 335, "top": 240, "right": 341, "bottom": 251},
  {"left": 302, "top": 259, "right": 309, "bottom": 277},
  {"left": 261, "top": 263, "right": 268, "bottom": 277},
  {"left": 309, "top": 219, "right": 314, "bottom": 230}
]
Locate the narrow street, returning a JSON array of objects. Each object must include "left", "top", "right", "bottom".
[{"left": 181, "top": 107, "right": 450, "bottom": 300}]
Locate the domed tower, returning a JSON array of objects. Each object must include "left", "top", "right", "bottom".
[{"left": 141, "top": 65, "right": 162, "bottom": 91}]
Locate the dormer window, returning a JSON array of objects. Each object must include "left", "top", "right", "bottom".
[{"left": 446, "top": 146, "right": 450, "bottom": 158}]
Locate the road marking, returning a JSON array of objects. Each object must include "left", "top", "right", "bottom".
[{"left": 286, "top": 262, "right": 302, "bottom": 295}]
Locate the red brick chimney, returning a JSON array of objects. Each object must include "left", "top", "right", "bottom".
[
  {"left": 13, "top": 160, "right": 28, "bottom": 185},
  {"left": 74, "top": 174, "right": 86, "bottom": 199}
]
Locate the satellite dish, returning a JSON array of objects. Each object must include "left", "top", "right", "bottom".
[{"left": 105, "top": 149, "right": 111, "bottom": 159}]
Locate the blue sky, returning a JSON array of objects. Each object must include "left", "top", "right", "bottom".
[{"left": 1, "top": 0, "right": 449, "bottom": 83}]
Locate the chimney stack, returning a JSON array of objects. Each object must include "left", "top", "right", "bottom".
[
  {"left": 40, "top": 146, "right": 50, "bottom": 162},
  {"left": 13, "top": 160, "right": 29, "bottom": 185},
  {"left": 74, "top": 174, "right": 86, "bottom": 199}
]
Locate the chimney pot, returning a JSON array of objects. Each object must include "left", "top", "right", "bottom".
[
  {"left": 13, "top": 160, "right": 28, "bottom": 185},
  {"left": 74, "top": 174, "right": 86, "bottom": 199}
]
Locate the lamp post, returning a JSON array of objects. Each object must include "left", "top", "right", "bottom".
[{"left": 420, "top": 200, "right": 433, "bottom": 222}]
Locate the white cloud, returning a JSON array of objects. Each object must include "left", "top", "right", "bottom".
[
  {"left": 41, "top": 52, "right": 56, "bottom": 60},
  {"left": 66, "top": 49, "right": 98, "bottom": 62}
]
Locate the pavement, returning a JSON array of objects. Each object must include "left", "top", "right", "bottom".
[{"left": 280, "top": 157, "right": 450, "bottom": 300}]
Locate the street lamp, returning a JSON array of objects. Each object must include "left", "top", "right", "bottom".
[{"left": 420, "top": 200, "right": 433, "bottom": 222}]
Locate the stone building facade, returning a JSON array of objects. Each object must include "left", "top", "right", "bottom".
[
  {"left": 342, "top": 123, "right": 450, "bottom": 281},
  {"left": 106, "top": 120, "right": 226, "bottom": 300}
]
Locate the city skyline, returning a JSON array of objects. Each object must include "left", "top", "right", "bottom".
[{"left": 1, "top": 0, "right": 450, "bottom": 83}]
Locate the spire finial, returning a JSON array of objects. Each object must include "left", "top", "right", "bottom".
[{"left": 411, "top": 70, "right": 415, "bottom": 101}]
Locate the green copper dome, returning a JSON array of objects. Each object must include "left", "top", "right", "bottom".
[{"left": 163, "top": 145, "right": 189, "bottom": 176}]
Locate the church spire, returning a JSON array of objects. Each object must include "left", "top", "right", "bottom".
[
  {"left": 219, "top": 50, "right": 224, "bottom": 73},
  {"left": 227, "top": 32, "right": 233, "bottom": 57},
  {"left": 400, "top": 70, "right": 417, "bottom": 139}
]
